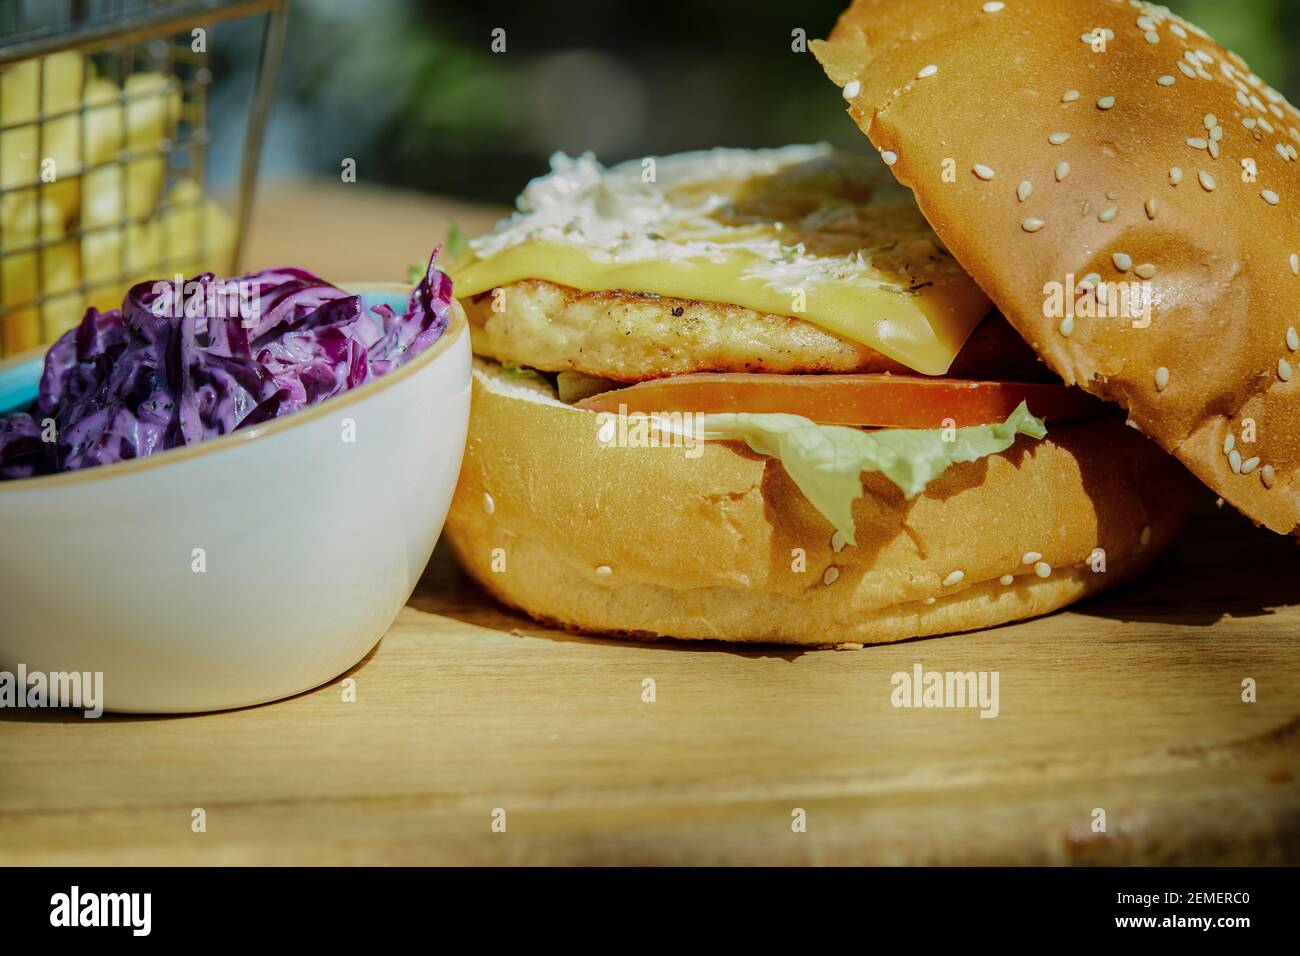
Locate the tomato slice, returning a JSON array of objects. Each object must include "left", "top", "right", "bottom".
[{"left": 574, "top": 373, "right": 1106, "bottom": 428}]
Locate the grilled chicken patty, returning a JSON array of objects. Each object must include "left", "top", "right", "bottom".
[{"left": 464, "top": 279, "right": 1050, "bottom": 383}]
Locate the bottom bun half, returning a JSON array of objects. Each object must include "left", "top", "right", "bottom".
[{"left": 445, "top": 360, "right": 1197, "bottom": 646}]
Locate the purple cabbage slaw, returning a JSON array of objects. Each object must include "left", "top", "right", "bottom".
[{"left": 0, "top": 248, "right": 453, "bottom": 480}]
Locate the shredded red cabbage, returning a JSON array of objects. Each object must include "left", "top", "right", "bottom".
[{"left": 0, "top": 248, "right": 452, "bottom": 479}]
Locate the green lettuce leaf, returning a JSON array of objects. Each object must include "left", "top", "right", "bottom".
[
  {"left": 445, "top": 222, "right": 468, "bottom": 257},
  {"left": 407, "top": 226, "right": 468, "bottom": 285},
  {"left": 698, "top": 402, "right": 1046, "bottom": 545},
  {"left": 501, "top": 361, "right": 541, "bottom": 379}
]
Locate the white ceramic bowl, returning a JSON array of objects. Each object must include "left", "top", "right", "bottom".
[{"left": 0, "top": 286, "right": 470, "bottom": 713}]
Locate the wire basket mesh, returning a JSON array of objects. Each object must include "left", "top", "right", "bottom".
[{"left": 0, "top": 0, "right": 287, "bottom": 359}]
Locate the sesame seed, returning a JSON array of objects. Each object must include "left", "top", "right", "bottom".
[
  {"left": 1237, "top": 90, "right": 1251, "bottom": 107},
  {"left": 1208, "top": 140, "right": 1220, "bottom": 160},
  {"left": 1098, "top": 96, "right": 1116, "bottom": 110},
  {"left": 999, "top": 574, "right": 1014, "bottom": 586},
  {"left": 1048, "top": 132, "right": 1071, "bottom": 145},
  {"left": 1262, "top": 189, "right": 1281, "bottom": 205},
  {"left": 1137, "top": 15, "right": 1156, "bottom": 31},
  {"left": 1158, "top": 75, "right": 1175, "bottom": 87},
  {"left": 983, "top": 1, "right": 1005, "bottom": 11},
  {"left": 1186, "top": 137, "right": 1208, "bottom": 150},
  {"left": 1277, "top": 143, "right": 1290, "bottom": 161},
  {"left": 843, "top": 80, "right": 861, "bottom": 99},
  {"left": 1210, "top": 125, "right": 1223, "bottom": 142},
  {"left": 1170, "top": 23, "right": 1188, "bottom": 39},
  {"left": 1062, "top": 89, "right": 1079, "bottom": 102},
  {"left": 1241, "top": 456, "right": 1261, "bottom": 475},
  {"left": 1022, "top": 217, "right": 1045, "bottom": 232},
  {"left": 1198, "top": 170, "right": 1216, "bottom": 191},
  {"left": 943, "top": 570, "right": 965, "bottom": 587},
  {"left": 1059, "top": 315, "right": 1075, "bottom": 336},
  {"left": 1082, "top": 272, "right": 1101, "bottom": 289},
  {"left": 1204, "top": 113, "right": 1217, "bottom": 129},
  {"left": 1291, "top": 253, "right": 1300, "bottom": 274},
  {"left": 923, "top": 596, "right": 937, "bottom": 605},
  {"left": 1099, "top": 205, "right": 1118, "bottom": 222},
  {"left": 1145, "top": 196, "right": 1159, "bottom": 218},
  {"left": 1196, "top": 50, "right": 1213, "bottom": 64},
  {"left": 1280, "top": 358, "right": 1294, "bottom": 382},
  {"left": 1155, "top": 366, "right": 1170, "bottom": 390},
  {"left": 1113, "top": 252, "right": 1132, "bottom": 271},
  {"left": 1243, "top": 117, "right": 1257, "bottom": 130},
  {"left": 1055, "top": 160, "right": 1070, "bottom": 181},
  {"left": 973, "top": 163, "right": 996, "bottom": 180},
  {"left": 1145, "top": 30, "right": 1159, "bottom": 44},
  {"left": 831, "top": 530, "right": 847, "bottom": 553},
  {"left": 1286, "top": 326, "right": 1298, "bottom": 351},
  {"left": 483, "top": 492, "right": 496, "bottom": 514},
  {"left": 882, "top": 150, "right": 898, "bottom": 166},
  {"left": 1140, "top": 525, "right": 1152, "bottom": 547},
  {"left": 823, "top": 565, "right": 840, "bottom": 585},
  {"left": 1022, "top": 551, "right": 1042, "bottom": 564},
  {"left": 1261, "top": 464, "right": 1276, "bottom": 488},
  {"left": 1260, "top": 116, "right": 1276, "bottom": 135},
  {"left": 1178, "top": 61, "right": 1196, "bottom": 79},
  {"left": 1034, "top": 561, "right": 1052, "bottom": 578},
  {"left": 917, "top": 64, "right": 939, "bottom": 79},
  {"left": 1223, "top": 434, "right": 1235, "bottom": 454},
  {"left": 1229, "top": 449, "right": 1242, "bottom": 473},
  {"left": 1135, "top": 263, "right": 1157, "bottom": 279},
  {"left": 1170, "top": 166, "right": 1183, "bottom": 184},
  {"left": 595, "top": 564, "right": 613, "bottom": 576},
  {"left": 1017, "top": 179, "right": 1033, "bottom": 202}
]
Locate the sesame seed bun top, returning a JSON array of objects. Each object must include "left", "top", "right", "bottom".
[{"left": 813, "top": 0, "right": 1300, "bottom": 535}]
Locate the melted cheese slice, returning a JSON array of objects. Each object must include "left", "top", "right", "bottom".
[{"left": 448, "top": 146, "right": 990, "bottom": 376}]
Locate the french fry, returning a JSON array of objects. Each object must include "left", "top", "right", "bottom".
[
  {"left": 40, "top": 290, "right": 87, "bottom": 343},
  {"left": 82, "top": 216, "right": 159, "bottom": 298},
  {"left": 1, "top": 52, "right": 202, "bottom": 355},
  {"left": 0, "top": 53, "right": 88, "bottom": 221},
  {"left": 40, "top": 77, "right": 123, "bottom": 226},
  {"left": 1, "top": 192, "right": 66, "bottom": 356},
  {"left": 162, "top": 178, "right": 235, "bottom": 273}
]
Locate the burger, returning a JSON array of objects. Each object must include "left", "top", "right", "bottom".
[{"left": 440, "top": 0, "right": 1296, "bottom": 646}]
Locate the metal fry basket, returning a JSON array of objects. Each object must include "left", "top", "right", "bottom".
[{"left": 0, "top": 0, "right": 288, "bottom": 359}]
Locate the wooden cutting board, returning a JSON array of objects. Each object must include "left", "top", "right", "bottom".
[
  {"left": 1, "top": 184, "right": 1296, "bottom": 865},
  {"left": 1, "top": 488, "right": 1297, "bottom": 865}
]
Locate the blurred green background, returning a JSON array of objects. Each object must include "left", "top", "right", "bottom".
[{"left": 173, "top": 0, "right": 1300, "bottom": 202}]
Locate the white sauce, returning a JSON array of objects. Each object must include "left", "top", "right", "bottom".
[{"left": 468, "top": 145, "right": 910, "bottom": 296}]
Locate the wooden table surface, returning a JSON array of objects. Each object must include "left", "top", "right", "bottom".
[{"left": 1, "top": 182, "right": 1297, "bottom": 866}]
